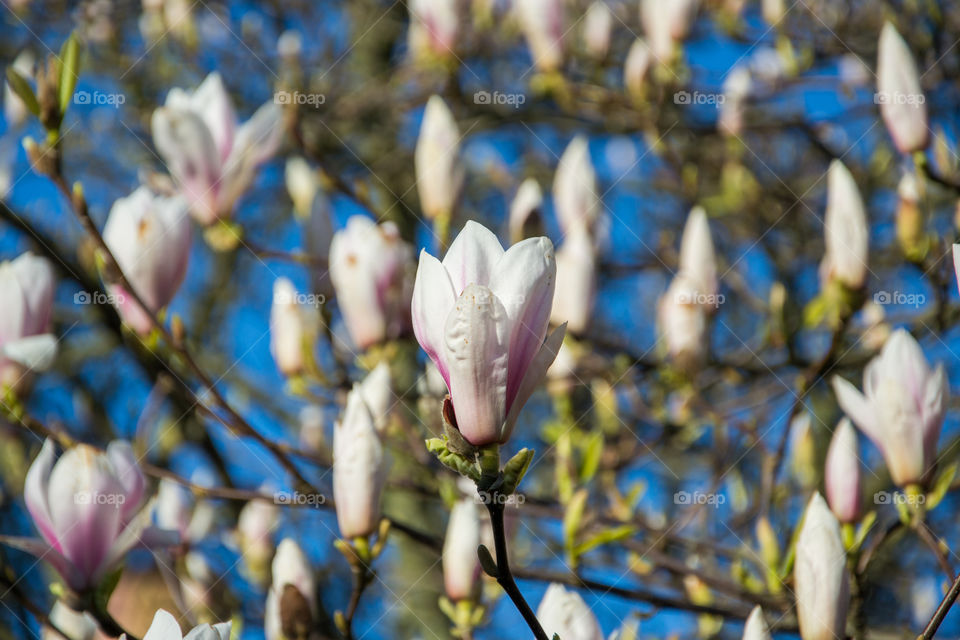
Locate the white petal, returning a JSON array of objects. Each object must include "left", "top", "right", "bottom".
[{"left": 442, "top": 221, "right": 505, "bottom": 293}]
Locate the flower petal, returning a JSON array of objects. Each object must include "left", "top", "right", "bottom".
[
  {"left": 501, "top": 323, "right": 566, "bottom": 442},
  {"left": 441, "top": 221, "right": 505, "bottom": 293},
  {"left": 144, "top": 609, "right": 183, "bottom": 640},
  {"left": 443, "top": 284, "right": 509, "bottom": 445},
  {"left": 106, "top": 440, "right": 146, "bottom": 521},
  {"left": 411, "top": 250, "right": 457, "bottom": 387},
  {"left": 23, "top": 439, "right": 59, "bottom": 550},
  {"left": 0, "top": 535, "right": 83, "bottom": 590},
  {"left": 831, "top": 375, "right": 882, "bottom": 446}
]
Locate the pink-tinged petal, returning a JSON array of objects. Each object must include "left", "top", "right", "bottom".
[
  {"left": 953, "top": 244, "right": 960, "bottom": 297},
  {"left": 411, "top": 250, "right": 457, "bottom": 387},
  {"left": 218, "top": 102, "right": 283, "bottom": 214},
  {"left": 441, "top": 221, "right": 505, "bottom": 293},
  {"left": 151, "top": 107, "right": 221, "bottom": 225},
  {"left": 144, "top": 609, "right": 184, "bottom": 640},
  {"left": 110, "top": 285, "right": 155, "bottom": 336},
  {"left": 0, "top": 535, "right": 84, "bottom": 590},
  {"left": 922, "top": 364, "right": 948, "bottom": 463},
  {"left": 831, "top": 375, "right": 882, "bottom": 447},
  {"left": 489, "top": 236, "right": 556, "bottom": 408},
  {"left": 46, "top": 445, "right": 124, "bottom": 582},
  {"left": 100, "top": 520, "right": 179, "bottom": 584},
  {"left": 882, "top": 329, "right": 928, "bottom": 401},
  {"left": 23, "top": 439, "right": 60, "bottom": 550},
  {"left": 0, "top": 260, "right": 27, "bottom": 345},
  {"left": 106, "top": 441, "right": 145, "bottom": 521},
  {"left": 191, "top": 73, "right": 237, "bottom": 164},
  {"left": 11, "top": 253, "right": 54, "bottom": 333},
  {"left": 501, "top": 324, "right": 565, "bottom": 442},
  {"left": 825, "top": 419, "right": 861, "bottom": 523},
  {"left": 2, "top": 334, "right": 57, "bottom": 372},
  {"left": 443, "top": 284, "right": 509, "bottom": 445}
]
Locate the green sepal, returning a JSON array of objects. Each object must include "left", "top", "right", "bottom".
[
  {"left": 94, "top": 565, "right": 123, "bottom": 614},
  {"left": 425, "top": 437, "right": 481, "bottom": 482},
  {"left": 501, "top": 448, "right": 534, "bottom": 495}
]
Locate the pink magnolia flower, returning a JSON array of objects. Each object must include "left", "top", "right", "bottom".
[
  {"left": 508, "top": 178, "right": 543, "bottom": 244},
  {"left": 0, "top": 251, "right": 56, "bottom": 386},
  {"left": 515, "top": 0, "right": 565, "bottom": 72},
  {"left": 550, "top": 222, "right": 596, "bottom": 335},
  {"left": 832, "top": 329, "right": 948, "bottom": 486},
  {"left": 825, "top": 419, "right": 861, "bottom": 523},
  {"left": 877, "top": 22, "right": 928, "bottom": 154},
  {"left": 333, "top": 387, "right": 386, "bottom": 538},
  {"left": 641, "top": 0, "right": 698, "bottom": 63},
  {"left": 411, "top": 221, "right": 565, "bottom": 446},
  {"left": 408, "top": 0, "right": 459, "bottom": 61},
  {"left": 742, "top": 605, "right": 772, "bottom": 640},
  {"left": 151, "top": 72, "right": 283, "bottom": 225},
  {"left": 442, "top": 498, "right": 482, "bottom": 601},
  {"left": 328, "top": 216, "right": 414, "bottom": 350},
  {"left": 2, "top": 439, "right": 176, "bottom": 591},
  {"left": 103, "top": 186, "right": 192, "bottom": 335},
  {"left": 264, "top": 538, "right": 317, "bottom": 640},
  {"left": 141, "top": 609, "right": 230, "bottom": 640},
  {"left": 415, "top": 96, "right": 463, "bottom": 222},
  {"left": 819, "top": 160, "right": 868, "bottom": 289}
]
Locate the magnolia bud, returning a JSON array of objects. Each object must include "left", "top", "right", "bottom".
[
  {"left": 825, "top": 419, "right": 861, "bottom": 523},
  {"left": 43, "top": 601, "right": 96, "bottom": 640},
  {"left": 624, "top": 38, "right": 652, "bottom": 102},
  {"left": 658, "top": 274, "right": 708, "bottom": 371},
  {"left": 742, "top": 605, "right": 771, "bottom": 640},
  {"left": 0, "top": 252, "right": 56, "bottom": 387},
  {"left": 509, "top": 178, "right": 543, "bottom": 244},
  {"left": 877, "top": 22, "right": 928, "bottom": 154},
  {"left": 270, "top": 278, "right": 311, "bottom": 377},
  {"left": 408, "top": 0, "right": 459, "bottom": 62},
  {"left": 553, "top": 136, "right": 599, "bottom": 235},
  {"left": 761, "top": 0, "right": 786, "bottom": 26},
  {"left": 550, "top": 222, "right": 596, "bottom": 334},
  {"left": 103, "top": 186, "right": 191, "bottom": 335},
  {"left": 678, "top": 206, "right": 718, "bottom": 301},
  {"left": 819, "top": 160, "right": 868, "bottom": 290},
  {"left": 641, "top": 0, "right": 698, "bottom": 63},
  {"left": 285, "top": 157, "right": 319, "bottom": 219},
  {"left": 536, "top": 583, "right": 603, "bottom": 640},
  {"left": 359, "top": 362, "right": 393, "bottom": 433},
  {"left": 583, "top": 2, "right": 613, "bottom": 59},
  {"left": 515, "top": 0, "right": 564, "bottom": 72},
  {"left": 794, "top": 493, "right": 850, "bottom": 640},
  {"left": 895, "top": 172, "right": 925, "bottom": 259},
  {"left": 237, "top": 496, "right": 280, "bottom": 580},
  {"left": 442, "top": 498, "right": 482, "bottom": 601},
  {"left": 719, "top": 66, "right": 752, "bottom": 137},
  {"left": 789, "top": 413, "right": 817, "bottom": 489},
  {"left": 415, "top": 95, "right": 462, "bottom": 222},
  {"left": 333, "top": 387, "right": 386, "bottom": 538},
  {"left": 265, "top": 538, "right": 316, "bottom": 640}
]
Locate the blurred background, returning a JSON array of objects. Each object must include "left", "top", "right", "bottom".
[{"left": 1, "top": 0, "right": 960, "bottom": 638}]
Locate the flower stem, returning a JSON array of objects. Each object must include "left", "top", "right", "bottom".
[{"left": 483, "top": 498, "right": 549, "bottom": 640}]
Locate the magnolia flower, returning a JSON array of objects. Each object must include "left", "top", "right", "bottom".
[
  {"left": 658, "top": 274, "right": 708, "bottom": 371},
  {"left": 151, "top": 72, "right": 283, "bottom": 225},
  {"left": 718, "top": 66, "right": 752, "bottom": 137},
  {"left": 641, "top": 0, "right": 698, "bottom": 63},
  {"left": 408, "top": 0, "right": 459, "bottom": 61},
  {"left": 333, "top": 387, "right": 386, "bottom": 538},
  {"left": 794, "top": 493, "right": 850, "bottom": 640},
  {"left": 832, "top": 329, "right": 947, "bottom": 486},
  {"left": 303, "top": 190, "right": 334, "bottom": 299},
  {"left": 624, "top": 38, "right": 652, "bottom": 100},
  {"left": 415, "top": 96, "right": 463, "bottom": 222},
  {"left": 678, "top": 206, "right": 718, "bottom": 300},
  {"left": 298, "top": 405, "right": 326, "bottom": 453},
  {"left": 742, "top": 605, "right": 771, "bottom": 640},
  {"left": 328, "top": 216, "right": 413, "bottom": 350},
  {"left": 270, "top": 278, "right": 314, "bottom": 377},
  {"left": 553, "top": 137, "right": 599, "bottom": 236},
  {"left": 411, "top": 221, "right": 564, "bottom": 445},
  {"left": 0, "top": 251, "right": 56, "bottom": 386},
  {"left": 103, "top": 187, "right": 191, "bottom": 335},
  {"left": 43, "top": 601, "right": 96, "bottom": 640},
  {"left": 237, "top": 495, "right": 280, "bottom": 579},
  {"left": 819, "top": 160, "right": 868, "bottom": 289},
  {"left": 825, "top": 419, "right": 861, "bottom": 523},
  {"left": 360, "top": 362, "right": 393, "bottom": 433},
  {"left": 442, "top": 498, "right": 482, "bottom": 601},
  {"left": 583, "top": 2, "right": 613, "bottom": 59},
  {"left": 536, "top": 583, "right": 603, "bottom": 640},
  {"left": 877, "top": 22, "right": 928, "bottom": 154},
  {"left": 515, "top": 0, "right": 564, "bottom": 72},
  {"left": 265, "top": 538, "right": 316, "bottom": 640},
  {"left": 4, "top": 50, "right": 35, "bottom": 128},
  {"left": 285, "top": 157, "right": 319, "bottom": 219},
  {"left": 2, "top": 439, "right": 175, "bottom": 591},
  {"left": 508, "top": 178, "right": 543, "bottom": 244},
  {"left": 141, "top": 609, "right": 230, "bottom": 640},
  {"left": 550, "top": 222, "right": 596, "bottom": 335}
]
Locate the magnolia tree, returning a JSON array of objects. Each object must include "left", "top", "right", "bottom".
[{"left": 3, "top": 1, "right": 960, "bottom": 639}]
